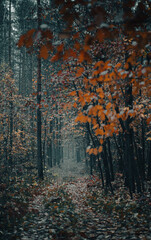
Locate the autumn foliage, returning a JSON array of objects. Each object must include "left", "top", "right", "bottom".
[{"left": 16, "top": 0, "right": 151, "bottom": 194}]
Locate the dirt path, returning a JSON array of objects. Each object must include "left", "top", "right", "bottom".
[
  {"left": 20, "top": 179, "right": 113, "bottom": 240},
  {"left": 19, "top": 175, "right": 151, "bottom": 240},
  {"left": 47, "top": 160, "right": 88, "bottom": 184},
  {"left": 64, "top": 178, "right": 118, "bottom": 240}
]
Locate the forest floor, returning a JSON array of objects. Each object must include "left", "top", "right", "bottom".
[{"left": 0, "top": 163, "right": 151, "bottom": 240}]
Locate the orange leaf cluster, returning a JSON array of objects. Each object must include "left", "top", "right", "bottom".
[{"left": 18, "top": 29, "right": 36, "bottom": 48}]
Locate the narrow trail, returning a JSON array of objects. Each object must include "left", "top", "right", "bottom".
[
  {"left": 47, "top": 159, "right": 88, "bottom": 184},
  {"left": 20, "top": 177, "right": 122, "bottom": 240},
  {"left": 19, "top": 162, "right": 151, "bottom": 240},
  {"left": 20, "top": 178, "right": 113, "bottom": 240},
  {"left": 65, "top": 178, "right": 118, "bottom": 240},
  {"left": 20, "top": 160, "right": 89, "bottom": 240}
]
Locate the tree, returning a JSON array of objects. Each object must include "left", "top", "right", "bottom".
[
  {"left": 37, "top": 0, "right": 43, "bottom": 179},
  {"left": 17, "top": 0, "right": 151, "bottom": 194},
  {"left": 0, "top": 0, "right": 5, "bottom": 64}
]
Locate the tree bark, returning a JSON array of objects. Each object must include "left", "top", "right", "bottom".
[
  {"left": 107, "top": 137, "right": 114, "bottom": 181},
  {"left": 8, "top": 0, "right": 13, "bottom": 168},
  {"left": 37, "top": 0, "right": 43, "bottom": 180}
]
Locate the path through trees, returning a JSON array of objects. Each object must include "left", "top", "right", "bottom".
[{"left": 0, "top": 0, "right": 151, "bottom": 239}]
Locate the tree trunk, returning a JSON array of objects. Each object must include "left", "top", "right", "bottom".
[
  {"left": 107, "top": 137, "right": 114, "bottom": 181},
  {"left": 101, "top": 142, "right": 113, "bottom": 194},
  {"left": 98, "top": 159, "right": 104, "bottom": 188},
  {"left": 113, "top": 134, "right": 123, "bottom": 173},
  {"left": 147, "top": 141, "right": 151, "bottom": 180},
  {"left": 48, "top": 120, "right": 53, "bottom": 167},
  {"left": 37, "top": 0, "right": 43, "bottom": 180},
  {"left": 8, "top": 0, "right": 11, "bottom": 68},
  {"left": 141, "top": 118, "right": 145, "bottom": 180},
  {"left": 8, "top": 0, "right": 13, "bottom": 168}
]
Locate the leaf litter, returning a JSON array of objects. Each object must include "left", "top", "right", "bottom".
[{"left": 1, "top": 168, "right": 151, "bottom": 240}]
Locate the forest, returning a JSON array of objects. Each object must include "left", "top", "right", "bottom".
[{"left": 0, "top": 0, "right": 151, "bottom": 239}]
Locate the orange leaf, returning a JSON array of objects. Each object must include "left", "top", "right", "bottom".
[
  {"left": 17, "top": 34, "right": 25, "bottom": 47},
  {"left": 78, "top": 50, "right": 85, "bottom": 62},
  {"left": 86, "top": 148, "right": 90, "bottom": 153},
  {"left": 68, "top": 49, "right": 77, "bottom": 58},
  {"left": 124, "top": 63, "right": 129, "bottom": 70},
  {"left": 51, "top": 53, "right": 60, "bottom": 62},
  {"left": 95, "top": 129, "right": 104, "bottom": 136},
  {"left": 97, "top": 88, "right": 104, "bottom": 98},
  {"left": 98, "top": 111, "right": 106, "bottom": 121},
  {"left": 78, "top": 50, "right": 91, "bottom": 63},
  {"left": 76, "top": 67, "right": 84, "bottom": 77},
  {"left": 57, "top": 43, "right": 64, "bottom": 52},
  {"left": 98, "top": 146, "right": 103, "bottom": 153},
  {"left": 25, "top": 29, "right": 36, "bottom": 48},
  {"left": 57, "top": 70, "right": 62, "bottom": 76},
  {"left": 40, "top": 45, "right": 49, "bottom": 59},
  {"left": 75, "top": 113, "right": 88, "bottom": 123},
  {"left": 25, "top": 37, "right": 33, "bottom": 48},
  {"left": 89, "top": 148, "right": 94, "bottom": 155},
  {"left": 73, "top": 102, "right": 77, "bottom": 108},
  {"left": 27, "top": 29, "right": 36, "bottom": 37},
  {"left": 69, "top": 91, "right": 76, "bottom": 96},
  {"left": 84, "top": 45, "right": 90, "bottom": 51},
  {"left": 115, "top": 62, "right": 122, "bottom": 68},
  {"left": 32, "top": 92, "right": 37, "bottom": 96},
  {"left": 84, "top": 52, "right": 92, "bottom": 63},
  {"left": 93, "top": 148, "right": 98, "bottom": 156},
  {"left": 106, "top": 102, "right": 112, "bottom": 110},
  {"left": 96, "top": 29, "right": 104, "bottom": 42}
]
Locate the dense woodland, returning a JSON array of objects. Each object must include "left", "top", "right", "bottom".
[{"left": 0, "top": 0, "right": 151, "bottom": 239}]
